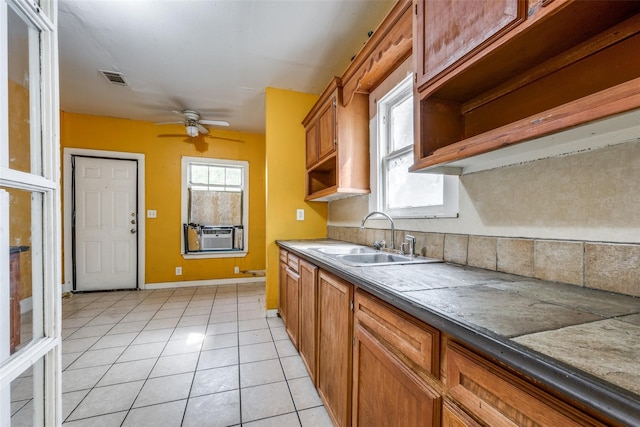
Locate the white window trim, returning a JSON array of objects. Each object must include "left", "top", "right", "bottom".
[
  {"left": 181, "top": 156, "right": 249, "bottom": 259},
  {"left": 369, "top": 73, "right": 459, "bottom": 219}
]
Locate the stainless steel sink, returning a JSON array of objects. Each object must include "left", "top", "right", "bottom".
[
  {"left": 309, "top": 245, "right": 441, "bottom": 266},
  {"left": 312, "top": 246, "right": 378, "bottom": 255},
  {"left": 336, "top": 252, "right": 441, "bottom": 266}
]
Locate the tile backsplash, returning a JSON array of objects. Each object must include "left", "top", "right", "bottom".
[{"left": 327, "top": 226, "right": 640, "bottom": 298}]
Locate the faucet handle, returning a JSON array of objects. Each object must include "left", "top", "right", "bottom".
[
  {"left": 400, "top": 242, "right": 408, "bottom": 254},
  {"left": 373, "top": 240, "right": 386, "bottom": 250},
  {"left": 405, "top": 235, "right": 416, "bottom": 256}
]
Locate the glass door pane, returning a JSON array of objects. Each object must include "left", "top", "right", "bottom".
[
  {"left": 9, "top": 357, "right": 44, "bottom": 425},
  {"left": 1, "top": 186, "right": 43, "bottom": 354},
  {"left": 7, "top": 4, "right": 42, "bottom": 176}
]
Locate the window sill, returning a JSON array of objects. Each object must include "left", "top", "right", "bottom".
[{"left": 182, "top": 251, "right": 248, "bottom": 260}]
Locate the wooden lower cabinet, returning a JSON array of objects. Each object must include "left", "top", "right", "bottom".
[
  {"left": 284, "top": 266, "right": 300, "bottom": 349},
  {"left": 442, "top": 399, "right": 481, "bottom": 427},
  {"left": 353, "top": 323, "right": 441, "bottom": 427},
  {"left": 278, "top": 250, "right": 288, "bottom": 325},
  {"left": 298, "top": 259, "right": 318, "bottom": 383},
  {"left": 446, "top": 342, "right": 606, "bottom": 427},
  {"left": 278, "top": 250, "right": 615, "bottom": 427},
  {"left": 317, "top": 270, "right": 353, "bottom": 427}
]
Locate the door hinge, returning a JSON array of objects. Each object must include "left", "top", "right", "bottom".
[
  {"left": 350, "top": 300, "right": 354, "bottom": 311},
  {"left": 415, "top": 3, "right": 418, "bottom": 15}
]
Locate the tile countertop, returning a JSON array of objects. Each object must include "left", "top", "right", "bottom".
[{"left": 277, "top": 239, "right": 640, "bottom": 426}]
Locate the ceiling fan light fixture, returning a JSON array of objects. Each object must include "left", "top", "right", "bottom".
[{"left": 186, "top": 124, "right": 199, "bottom": 137}]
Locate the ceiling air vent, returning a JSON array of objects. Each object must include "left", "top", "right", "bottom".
[{"left": 99, "top": 70, "right": 128, "bottom": 86}]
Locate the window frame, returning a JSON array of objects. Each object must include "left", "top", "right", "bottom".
[
  {"left": 370, "top": 73, "right": 459, "bottom": 219},
  {"left": 181, "top": 156, "right": 249, "bottom": 259}
]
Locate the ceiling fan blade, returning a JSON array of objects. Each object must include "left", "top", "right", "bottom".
[
  {"left": 196, "top": 123, "right": 210, "bottom": 135},
  {"left": 172, "top": 110, "right": 186, "bottom": 116},
  {"left": 199, "top": 119, "right": 230, "bottom": 127},
  {"left": 157, "top": 133, "right": 192, "bottom": 138},
  {"left": 155, "top": 121, "right": 183, "bottom": 125}
]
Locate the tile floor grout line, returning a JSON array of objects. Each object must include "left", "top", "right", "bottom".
[
  {"left": 55, "top": 284, "right": 332, "bottom": 426},
  {"left": 180, "top": 283, "right": 218, "bottom": 427},
  {"left": 62, "top": 290, "right": 159, "bottom": 424},
  {"left": 63, "top": 287, "right": 179, "bottom": 424}
]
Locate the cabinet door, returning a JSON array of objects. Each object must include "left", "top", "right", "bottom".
[
  {"left": 278, "top": 259, "right": 287, "bottom": 325},
  {"left": 352, "top": 323, "right": 441, "bottom": 427},
  {"left": 415, "top": 0, "right": 525, "bottom": 89},
  {"left": 285, "top": 267, "right": 300, "bottom": 349},
  {"left": 305, "top": 123, "right": 318, "bottom": 169},
  {"left": 317, "top": 271, "right": 353, "bottom": 427},
  {"left": 317, "top": 97, "right": 337, "bottom": 161},
  {"left": 299, "top": 259, "right": 318, "bottom": 383}
]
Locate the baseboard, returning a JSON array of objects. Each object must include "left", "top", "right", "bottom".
[{"left": 142, "top": 276, "right": 265, "bottom": 290}]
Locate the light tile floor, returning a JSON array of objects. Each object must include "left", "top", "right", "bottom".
[{"left": 57, "top": 283, "right": 333, "bottom": 426}]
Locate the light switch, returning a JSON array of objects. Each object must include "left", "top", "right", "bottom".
[
  {"left": 296, "top": 209, "right": 304, "bottom": 221},
  {"left": 147, "top": 210, "right": 157, "bottom": 218}
]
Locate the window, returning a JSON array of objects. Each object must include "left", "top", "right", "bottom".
[
  {"left": 181, "top": 157, "right": 248, "bottom": 257},
  {"left": 372, "top": 74, "right": 458, "bottom": 218}
]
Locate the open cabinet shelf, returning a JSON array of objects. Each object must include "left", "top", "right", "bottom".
[{"left": 412, "top": 1, "right": 640, "bottom": 172}]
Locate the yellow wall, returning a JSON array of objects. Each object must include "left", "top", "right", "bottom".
[
  {"left": 60, "top": 112, "right": 266, "bottom": 285},
  {"left": 265, "top": 88, "right": 327, "bottom": 310}
]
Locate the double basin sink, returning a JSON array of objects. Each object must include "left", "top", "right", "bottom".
[{"left": 310, "top": 244, "right": 442, "bottom": 267}]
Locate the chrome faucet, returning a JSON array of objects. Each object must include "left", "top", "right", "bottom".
[{"left": 361, "top": 211, "right": 395, "bottom": 249}]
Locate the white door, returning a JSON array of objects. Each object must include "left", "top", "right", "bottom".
[{"left": 74, "top": 156, "right": 138, "bottom": 291}]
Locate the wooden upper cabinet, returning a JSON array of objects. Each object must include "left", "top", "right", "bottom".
[
  {"left": 317, "top": 98, "right": 337, "bottom": 162},
  {"left": 302, "top": 77, "right": 369, "bottom": 201},
  {"left": 412, "top": 0, "right": 640, "bottom": 172},
  {"left": 305, "top": 97, "right": 336, "bottom": 168},
  {"left": 415, "top": 0, "right": 526, "bottom": 90},
  {"left": 305, "top": 123, "right": 318, "bottom": 169}
]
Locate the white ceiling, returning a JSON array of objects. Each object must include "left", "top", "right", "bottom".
[{"left": 58, "top": 0, "right": 394, "bottom": 134}]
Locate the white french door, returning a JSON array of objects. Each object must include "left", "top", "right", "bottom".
[
  {"left": 0, "top": 0, "right": 61, "bottom": 426},
  {"left": 73, "top": 156, "right": 138, "bottom": 291}
]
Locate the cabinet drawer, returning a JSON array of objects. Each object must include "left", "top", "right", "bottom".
[
  {"left": 354, "top": 289, "right": 439, "bottom": 378},
  {"left": 446, "top": 342, "right": 606, "bottom": 427},
  {"left": 442, "top": 399, "right": 481, "bottom": 427},
  {"left": 287, "top": 253, "right": 299, "bottom": 272}
]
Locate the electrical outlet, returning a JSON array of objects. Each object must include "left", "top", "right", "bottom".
[
  {"left": 296, "top": 209, "right": 304, "bottom": 221},
  {"left": 234, "top": 266, "right": 240, "bottom": 274},
  {"left": 147, "top": 209, "right": 157, "bottom": 218},
  {"left": 175, "top": 266, "right": 182, "bottom": 275}
]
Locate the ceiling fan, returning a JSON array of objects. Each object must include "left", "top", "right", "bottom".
[{"left": 156, "top": 109, "right": 230, "bottom": 137}]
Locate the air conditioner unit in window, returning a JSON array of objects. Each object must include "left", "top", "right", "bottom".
[{"left": 200, "top": 227, "right": 234, "bottom": 250}]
